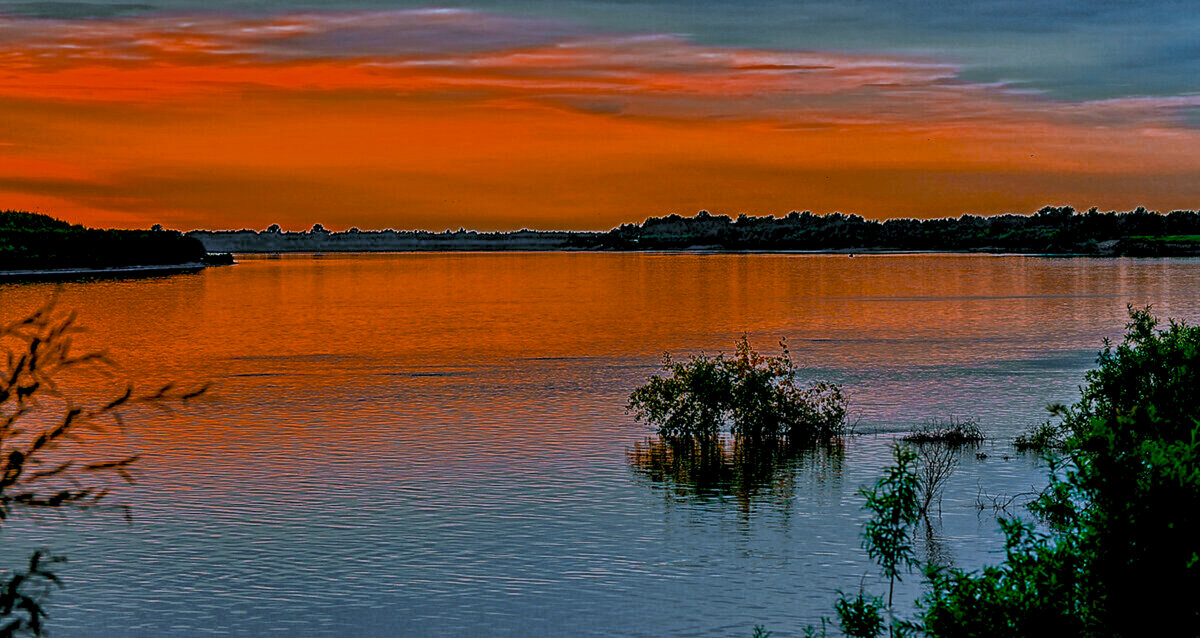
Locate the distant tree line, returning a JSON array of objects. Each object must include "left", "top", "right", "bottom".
[
  {"left": 0, "top": 211, "right": 215, "bottom": 270},
  {"left": 573, "top": 206, "right": 1200, "bottom": 254},
  {"left": 12, "top": 205, "right": 1200, "bottom": 262}
]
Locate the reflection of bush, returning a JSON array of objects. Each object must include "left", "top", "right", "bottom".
[{"left": 626, "top": 436, "right": 844, "bottom": 502}]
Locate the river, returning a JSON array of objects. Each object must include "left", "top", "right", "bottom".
[{"left": 1, "top": 253, "right": 1197, "bottom": 636}]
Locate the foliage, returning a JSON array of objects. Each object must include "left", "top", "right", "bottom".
[
  {"left": 0, "top": 213, "right": 71, "bottom": 233},
  {"left": 0, "top": 300, "right": 206, "bottom": 635},
  {"left": 916, "top": 520, "right": 1084, "bottom": 637},
  {"left": 0, "top": 210, "right": 209, "bottom": 271},
  {"left": 835, "top": 590, "right": 886, "bottom": 638},
  {"left": 627, "top": 335, "right": 847, "bottom": 443},
  {"left": 901, "top": 418, "right": 984, "bottom": 446},
  {"left": 598, "top": 206, "right": 1200, "bottom": 254},
  {"left": 1012, "top": 420, "right": 1066, "bottom": 453},
  {"left": 860, "top": 445, "right": 921, "bottom": 607},
  {"left": 905, "top": 306, "right": 1200, "bottom": 636}
]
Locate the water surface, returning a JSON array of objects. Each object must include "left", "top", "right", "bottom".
[{"left": 2, "top": 253, "right": 1198, "bottom": 636}]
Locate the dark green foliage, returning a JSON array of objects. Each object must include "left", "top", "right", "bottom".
[
  {"left": 1012, "top": 420, "right": 1066, "bottom": 452},
  {"left": 861, "top": 446, "right": 921, "bottom": 606},
  {"left": 835, "top": 591, "right": 886, "bottom": 638},
  {"left": 907, "top": 306, "right": 1200, "bottom": 636},
  {"left": 0, "top": 210, "right": 208, "bottom": 270},
  {"left": 627, "top": 335, "right": 847, "bottom": 444},
  {"left": 1062, "top": 305, "right": 1200, "bottom": 439},
  {"left": 0, "top": 212, "right": 72, "bottom": 232},
  {"left": 628, "top": 353, "right": 728, "bottom": 440},
  {"left": 901, "top": 418, "right": 984, "bottom": 446},
  {"left": 1045, "top": 307, "right": 1200, "bottom": 634},
  {"left": 917, "top": 520, "right": 1084, "bottom": 638},
  {"left": 596, "top": 206, "right": 1200, "bottom": 254}
]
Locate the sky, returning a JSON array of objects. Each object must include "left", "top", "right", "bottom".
[{"left": 1, "top": 0, "right": 1198, "bottom": 230}]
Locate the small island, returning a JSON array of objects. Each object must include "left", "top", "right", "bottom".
[
  {"left": 0, "top": 211, "right": 231, "bottom": 281},
  {"left": 187, "top": 206, "right": 1200, "bottom": 256}
]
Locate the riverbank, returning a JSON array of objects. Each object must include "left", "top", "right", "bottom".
[
  {"left": 1, "top": 210, "right": 224, "bottom": 275},
  {"left": 187, "top": 206, "right": 1200, "bottom": 257},
  {"left": 0, "top": 261, "right": 223, "bottom": 282}
]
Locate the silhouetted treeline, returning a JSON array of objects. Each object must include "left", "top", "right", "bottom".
[
  {"left": 0, "top": 211, "right": 215, "bottom": 270},
  {"left": 144, "top": 206, "right": 1200, "bottom": 256},
  {"left": 574, "top": 206, "right": 1200, "bottom": 255},
  {"left": 188, "top": 224, "right": 584, "bottom": 253}
]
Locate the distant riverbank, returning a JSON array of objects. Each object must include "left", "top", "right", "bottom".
[
  {"left": 188, "top": 206, "right": 1200, "bottom": 257},
  {"left": 1, "top": 210, "right": 232, "bottom": 278}
]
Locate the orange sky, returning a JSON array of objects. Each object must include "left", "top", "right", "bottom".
[{"left": 2, "top": 10, "right": 1199, "bottom": 230}]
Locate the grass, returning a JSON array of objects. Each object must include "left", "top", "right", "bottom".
[
  {"left": 901, "top": 417, "right": 985, "bottom": 446},
  {"left": 1128, "top": 234, "right": 1200, "bottom": 243},
  {"left": 1013, "top": 420, "right": 1067, "bottom": 452}
]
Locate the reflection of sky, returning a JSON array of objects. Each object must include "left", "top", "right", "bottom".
[{"left": 2, "top": 253, "right": 1198, "bottom": 635}]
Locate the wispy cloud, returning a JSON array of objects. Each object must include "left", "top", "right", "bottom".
[
  {"left": 0, "top": 8, "right": 1198, "bottom": 229},
  {"left": 1, "top": 9, "right": 1196, "bottom": 132}
]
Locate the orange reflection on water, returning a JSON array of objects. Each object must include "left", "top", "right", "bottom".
[
  {"left": 1, "top": 253, "right": 1193, "bottom": 377},
  {"left": 0, "top": 254, "right": 1197, "bottom": 635}
]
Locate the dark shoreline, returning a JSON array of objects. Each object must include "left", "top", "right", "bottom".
[
  {"left": 187, "top": 206, "right": 1200, "bottom": 257},
  {"left": 224, "top": 247, "right": 1200, "bottom": 258},
  {"left": 0, "top": 261, "right": 216, "bottom": 282}
]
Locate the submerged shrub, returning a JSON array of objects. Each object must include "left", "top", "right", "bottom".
[
  {"left": 901, "top": 417, "right": 984, "bottom": 446},
  {"left": 628, "top": 335, "right": 847, "bottom": 443},
  {"left": 913, "top": 444, "right": 959, "bottom": 518}
]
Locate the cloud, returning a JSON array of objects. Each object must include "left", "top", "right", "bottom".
[
  {"left": 0, "top": 2, "right": 154, "bottom": 19},
  {"left": 1, "top": 8, "right": 1196, "bottom": 132},
  {"left": 1, "top": 7, "right": 1197, "bottom": 229}
]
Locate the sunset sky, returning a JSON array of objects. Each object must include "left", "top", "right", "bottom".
[{"left": 1, "top": 0, "right": 1198, "bottom": 230}]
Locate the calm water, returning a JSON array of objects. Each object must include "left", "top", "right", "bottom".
[{"left": 2, "top": 253, "right": 1198, "bottom": 636}]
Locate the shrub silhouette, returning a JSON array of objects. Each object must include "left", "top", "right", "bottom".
[
  {"left": 0, "top": 300, "right": 206, "bottom": 635},
  {"left": 0, "top": 210, "right": 208, "bottom": 271},
  {"left": 628, "top": 335, "right": 847, "bottom": 444},
  {"left": 901, "top": 417, "right": 984, "bottom": 446}
]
